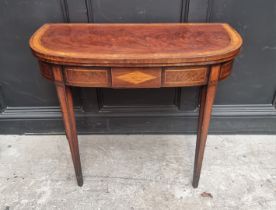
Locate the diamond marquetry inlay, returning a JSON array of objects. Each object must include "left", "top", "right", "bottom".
[{"left": 117, "top": 71, "right": 156, "bottom": 84}]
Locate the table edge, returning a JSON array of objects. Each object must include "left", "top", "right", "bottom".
[{"left": 29, "top": 23, "right": 243, "bottom": 66}]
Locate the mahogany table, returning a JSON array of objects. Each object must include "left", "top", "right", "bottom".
[{"left": 30, "top": 23, "right": 242, "bottom": 188}]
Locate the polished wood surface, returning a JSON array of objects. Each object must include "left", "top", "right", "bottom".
[
  {"left": 30, "top": 23, "right": 242, "bottom": 187},
  {"left": 65, "top": 67, "right": 110, "bottom": 87},
  {"left": 220, "top": 61, "right": 234, "bottom": 80},
  {"left": 112, "top": 67, "right": 161, "bottom": 88},
  {"left": 38, "top": 64, "right": 233, "bottom": 88},
  {"left": 163, "top": 67, "right": 208, "bottom": 87},
  {"left": 192, "top": 65, "right": 220, "bottom": 188},
  {"left": 53, "top": 66, "right": 83, "bottom": 186},
  {"left": 30, "top": 23, "right": 242, "bottom": 66}
]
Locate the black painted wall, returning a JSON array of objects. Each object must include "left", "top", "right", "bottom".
[{"left": 0, "top": 0, "right": 276, "bottom": 134}]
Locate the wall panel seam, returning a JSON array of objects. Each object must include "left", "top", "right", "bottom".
[
  {"left": 180, "top": 0, "right": 190, "bottom": 23},
  {"left": 206, "top": 0, "right": 214, "bottom": 22},
  {"left": 59, "top": 0, "right": 70, "bottom": 22},
  {"left": 85, "top": 0, "right": 94, "bottom": 22}
]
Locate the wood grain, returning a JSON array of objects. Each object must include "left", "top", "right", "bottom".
[
  {"left": 30, "top": 23, "right": 242, "bottom": 66},
  {"left": 111, "top": 67, "right": 161, "bottom": 88},
  {"left": 65, "top": 67, "right": 110, "bottom": 87},
  {"left": 30, "top": 23, "right": 242, "bottom": 187},
  {"left": 220, "top": 61, "right": 234, "bottom": 80},
  {"left": 163, "top": 67, "right": 208, "bottom": 87},
  {"left": 192, "top": 65, "right": 221, "bottom": 188},
  {"left": 52, "top": 66, "right": 83, "bottom": 186},
  {"left": 39, "top": 61, "right": 53, "bottom": 81}
]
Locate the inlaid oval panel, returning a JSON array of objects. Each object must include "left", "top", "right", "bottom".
[{"left": 111, "top": 67, "right": 161, "bottom": 88}]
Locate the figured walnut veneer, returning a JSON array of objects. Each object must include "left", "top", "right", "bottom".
[
  {"left": 64, "top": 67, "right": 110, "bottom": 87},
  {"left": 30, "top": 23, "right": 242, "bottom": 188},
  {"left": 30, "top": 23, "right": 242, "bottom": 66},
  {"left": 163, "top": 67, "right": 208, "bottom": 87}
]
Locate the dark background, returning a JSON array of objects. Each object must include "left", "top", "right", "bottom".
[{"left": 0, "top": 0, "right": 276, "bottom": 134}]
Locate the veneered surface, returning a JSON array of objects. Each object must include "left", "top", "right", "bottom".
[{"left": 30, "top": 23, "right": 242, "bottom": 66}]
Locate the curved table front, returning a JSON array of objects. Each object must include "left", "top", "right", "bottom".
[{"left": 30, "top": 23, "right": 242, "bottom": 187}]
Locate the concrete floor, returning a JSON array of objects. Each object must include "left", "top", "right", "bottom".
[{"left": 0, "top": 135, "right": 275, "bottom": 210}]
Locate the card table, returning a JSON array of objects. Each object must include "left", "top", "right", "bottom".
[{"left": 30, "top": 23, "right": 242, "bottom": 187}]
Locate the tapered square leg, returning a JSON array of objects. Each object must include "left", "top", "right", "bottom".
[
  {"left": 53, "top": 67, "right": 83, "bottom": 186},
  {"left": 192, "top": 65, "right": 221, "bottom": 188}
]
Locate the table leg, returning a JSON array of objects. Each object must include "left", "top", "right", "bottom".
[
  {"left": 192, "top": 65, "right": 221, "bottom": 188},
  {"left": 53, "top": 67, "right": 83, "bottom": 186}
]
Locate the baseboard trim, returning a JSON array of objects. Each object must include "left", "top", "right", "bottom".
[{"left": 0, "top": 104, "right": 275, "bottom": 134}]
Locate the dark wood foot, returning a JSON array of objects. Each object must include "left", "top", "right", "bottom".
[
  {"left": 53, "top": 66, "right": 83, "bottom": 187},
  {"left": 192, "top": 65, "right": 221, "bottom": 188}
]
